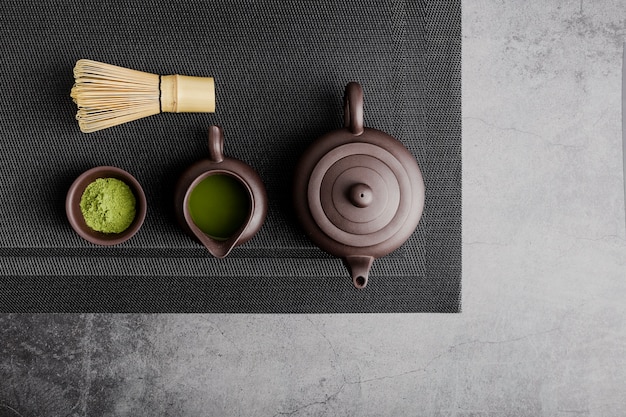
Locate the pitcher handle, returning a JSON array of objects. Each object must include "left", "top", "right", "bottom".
[{"left": 208, "top": 125, "right": 225, "bottom": 163}]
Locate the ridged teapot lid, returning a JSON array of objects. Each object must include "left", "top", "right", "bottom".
[{"left": 293, "top": 83, "right": 425, "bottom": 265}]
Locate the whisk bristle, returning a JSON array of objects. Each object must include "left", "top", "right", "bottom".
[{"left": 71, "top": 59, "right": 161, "bottom": 133}]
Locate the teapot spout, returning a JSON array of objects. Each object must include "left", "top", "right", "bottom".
[{"left": 344, "top": 255, "right": 374, "bottom": 289}]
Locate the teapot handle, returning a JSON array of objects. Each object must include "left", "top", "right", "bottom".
[{"left": 343, "top": 82, "right": 364, "bottom": 135}]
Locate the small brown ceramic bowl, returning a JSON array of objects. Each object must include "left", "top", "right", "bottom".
[{"left": 66, "top": 166, "right": 147, "bottom": 245}]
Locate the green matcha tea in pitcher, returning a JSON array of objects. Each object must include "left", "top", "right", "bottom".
[{"left": 188, "top": 174, "right": 250, "bottom": 240}]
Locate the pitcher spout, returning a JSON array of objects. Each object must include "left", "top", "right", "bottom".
[
  {"left": 191, "top": 211, "right": 253, "bottom": 258},
  {"left": 201, "top": 233, "right": 242, "bottom": 258}
]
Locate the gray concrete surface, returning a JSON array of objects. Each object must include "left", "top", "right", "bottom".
[{"left": 2, "top": 1, "right": 626, "bottom": 416}]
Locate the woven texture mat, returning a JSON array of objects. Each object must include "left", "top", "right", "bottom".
[{"left": 0, "top": 0, "right": 461, "bottom": 312}]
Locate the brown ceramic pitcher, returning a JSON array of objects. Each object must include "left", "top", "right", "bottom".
[
  {"left": 175, "top": 126, "right": 267, "bottom": 258},
  {"left": 293, "top": 82, "right": 425, "bottom": 288}
]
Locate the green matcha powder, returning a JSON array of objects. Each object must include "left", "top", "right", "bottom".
[{"left": 80, "top": 177, "right": 136, "bottom": 233}]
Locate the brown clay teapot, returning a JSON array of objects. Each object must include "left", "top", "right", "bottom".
[{"left": 293, "top": 82, "right": 425, "bottom": 288}]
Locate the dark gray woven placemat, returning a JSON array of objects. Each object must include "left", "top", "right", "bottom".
[{"left": 0, "top": 0, "right": 461, "bottom": 313}]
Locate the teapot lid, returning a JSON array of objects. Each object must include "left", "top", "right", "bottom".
[{"left": 294, "top": 83, "right": 425, "bottom": 259}]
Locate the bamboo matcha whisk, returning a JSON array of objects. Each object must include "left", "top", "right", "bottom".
[{"left": 70, "top": 59, "right": 215, "bottom": 133}]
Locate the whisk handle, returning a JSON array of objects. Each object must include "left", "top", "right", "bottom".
[{"left": 161, "top": 75, "right": 215, "bottom": 113}]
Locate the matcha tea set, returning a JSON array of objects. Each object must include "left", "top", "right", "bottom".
[{"left": 66, "top": 60, "right": 425, "bottom": 288}]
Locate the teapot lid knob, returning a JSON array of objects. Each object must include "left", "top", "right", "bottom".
[{"left": 349, "top": 183, "right": 373, "bottom": 208}]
